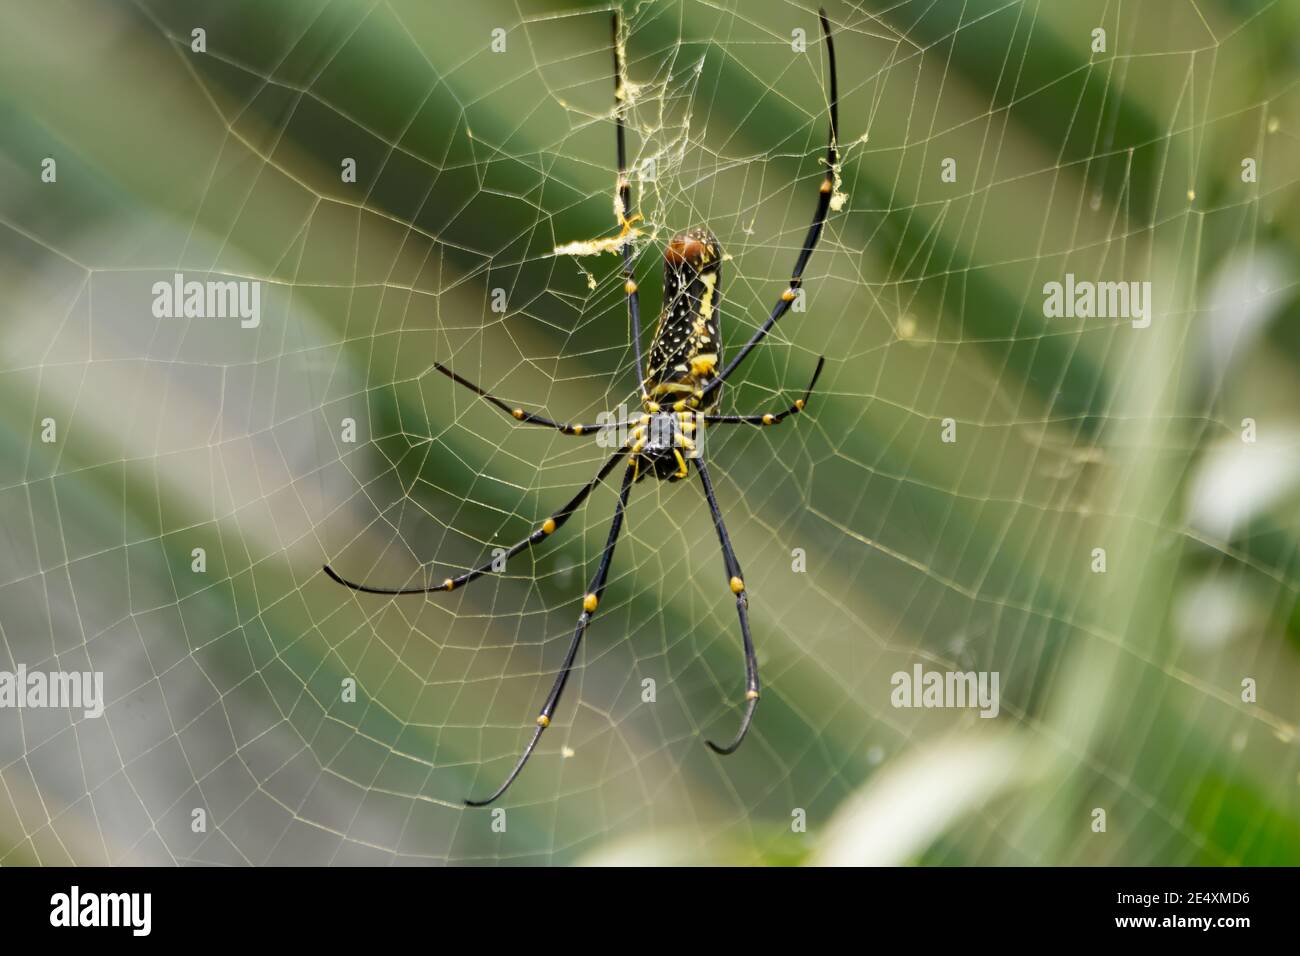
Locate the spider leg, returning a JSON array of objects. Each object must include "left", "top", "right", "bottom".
[
  {"left": 465, "top": 458, "right": 637, "bottom": 806},
  {"left": 430, "top": 361, "right": 613, "bottom": 435},
  {"left": 694, "top": 460, "right": 759, "bottom": 756},
  {"left": 705, "top": 356, "right": 825, "bottom": 426},
  {"left": 698, "top": 9, "right": 838, "bottom": 404},
  {"left": 612, "top": 11, "right": 647, "bottom": 399},
  {"left": 323, "top": 446, "right": 628, "bottom": 595}
]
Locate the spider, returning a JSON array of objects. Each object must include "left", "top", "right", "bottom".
[{"left": 324, "top": 8, "right": 838, "bottom": 806}]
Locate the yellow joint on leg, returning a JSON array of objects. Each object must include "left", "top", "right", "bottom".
[
  {"left": 672, "top": 399, "right": 687, "bottom": 412},
  {"left": 781, "top": 289, "right": 797, "bottom": 302},
  {"left": 542, "top": 518, "right": 557, "bottom": 535},
  {"left": 646, "top": 401, "right": 660, "bottom": 413},
  {"left": 820, "top": 179, "right": 833, "bottom": 194},
  {"left": 443, "top": 578, "right": 456, "bottom": 591},
  {"left": 572, "top": 424, "right": 584, "bottom": 435},
  {"left": 583, "top": 593, "right": 599, "bottom": 613},
  {"left": 679, "top": 436, "right": 696, "bottom": 451},
  {"left": 536, "top": 714, "right": 551, "bottom": 728},
  {"left": 745, "top": 689, "right": 760, "bottom": 701},
  {"left": 729, "top": 576, "right": 745, "bottom": 594},
  {"left": 625, "top": 280, "right": 638, "bottom": 295},
  {"left": 794, "top": 399, "right": 806, "bottom": 411},
  {"left": 511, "top": 408, "right": 526, "bottom": 420},
  {"left": 762, "top": 413, "right": 776, "bottom": 425}
]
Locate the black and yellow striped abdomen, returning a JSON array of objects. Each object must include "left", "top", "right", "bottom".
[{"left": 644, "top": 227, "right": 722, "bottom": 412}]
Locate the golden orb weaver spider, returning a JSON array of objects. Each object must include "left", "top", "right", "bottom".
[{"left": 324, "top": 8, "right": 839, "bottom": 806}]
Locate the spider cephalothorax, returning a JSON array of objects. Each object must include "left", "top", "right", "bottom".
[
  {"left": 631, "top": 408, "right": 700, "bottom": 482},
  {"left": 324, "top": 7, "right": 839, "bottom": 807}
]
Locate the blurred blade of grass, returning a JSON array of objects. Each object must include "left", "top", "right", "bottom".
[{"left": 808, "top": 730, "right": 1032, "bottom": 866}]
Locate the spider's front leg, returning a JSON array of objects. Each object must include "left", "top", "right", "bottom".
[
  {"left": 464, "top": 457, "right": 637, "bottom": 806},
  {"left": 697, "top": 8, "right": 838, "bottom": 406},
  {"left": 694, "top": 460, "right": 760, "bottom": 755}
]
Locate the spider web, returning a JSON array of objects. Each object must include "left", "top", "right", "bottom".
[{"left": 1, "top": 0, "right": 1298, "bottom": 866}]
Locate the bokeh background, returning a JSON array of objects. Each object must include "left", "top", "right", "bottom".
[{"left": 1, "top": 0, "right": 1298, "bottom": 865}]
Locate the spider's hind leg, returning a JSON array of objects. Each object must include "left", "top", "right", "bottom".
[
  {"left": 464, "top": 458, "right": 637, "bottom": 806},
  {"left": 694, "top": 460, "right": 759, "bottom": 756},
  {"left": 324, "top": 447, "right": 628, "bottom": 596}
]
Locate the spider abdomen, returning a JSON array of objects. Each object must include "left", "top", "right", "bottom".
[{"left": 644, "top": 227, "right": 723, "bottom": 412}]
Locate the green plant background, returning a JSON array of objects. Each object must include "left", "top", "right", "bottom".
[{"left": 0, "top": 0, "right": 1297, "bottom": 865}]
